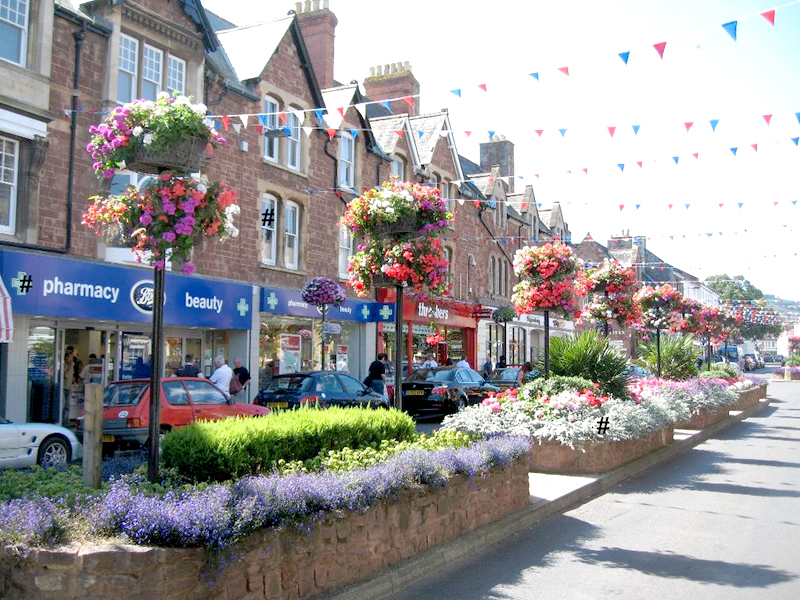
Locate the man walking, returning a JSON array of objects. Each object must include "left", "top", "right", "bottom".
[{"left": 209, "top": 356, "right": 233, "bottom": 397}]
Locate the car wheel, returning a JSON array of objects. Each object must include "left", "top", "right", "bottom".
[{"left": 37, "top": 436, "right": 71, "bottom": 468}]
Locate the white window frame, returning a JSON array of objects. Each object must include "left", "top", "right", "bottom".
[
  {"left": 338, "top": 131, "right": 355, "bottom": 190},
  {"left": 117, "top": 34, "right": 139, "bottom": 104},
  {"left": 0, "top": 0, "right": 28, "bottom": 66},
  {"left": 338, "top": 224, "right": 353, "bottom": 279},
  {"left": 286, "top": 110, "right": 301, "bottom": 170},
  {"left": 284, "top": 201, "right": 300, "bottom": 270},
  {"left": 391, "top": 155, "right": 404, "bottom": 180},
  {"left": 141, "top": 44, "right": 163, "bottom": 101},
  {"left": 261, "top": 194, "right": 277, "bottom": 266},
  {"left": 167, "top": 55, "right": 186, "bottom": 95},
  {"left": 263, "top": 96, "right": 279, "bottom": 162},
  {"left": 0, "top": 136, "right": 19, "bottom": 234}
]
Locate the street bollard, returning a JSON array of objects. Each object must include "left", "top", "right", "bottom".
[{"left": 82, "top": 383, "right": 104, "bottom": 488}]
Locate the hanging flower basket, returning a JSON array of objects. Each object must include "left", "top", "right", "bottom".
[
  {"left": 633, "top": 284, "right": 685, "bottom": 331},
  {"left": 127, "top": 136, "right": 208, "bottom": 175},
  {"left": 340, "top": 180, "right": 453, "bottom": 241},
  {"left": 492, "top": 306, "right": 517, "bottom": 323},
  {"left": 301, "top": 277, "right": 346, "bottom": 308},
  {"left": 511, "top": 244, "right": 585, "bottom": 318},
  {"left": 581, "top": 260, "right": 641, "bottom": 328}
]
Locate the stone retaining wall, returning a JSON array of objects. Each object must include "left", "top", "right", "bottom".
[
  {"left": 676, "top": 405, "right": 731, "bottom": 430},
  {"left": 0, "top": 459, "right": 530, "bottom": 600},
  {"left": 731, "top": 383, "right": 768, "bottom": 411},
  {"left": 529, "top": 426, "right": 674, "bottom": 474}
]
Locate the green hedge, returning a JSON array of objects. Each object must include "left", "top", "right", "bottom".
[
  {"left": 523, "top": 375, "right": 597, "bottom": 398},
  {"left": 698, "top": 364, "right": 738, "bottom": 379},
  {"left": 160, "top": 407, "right": 417, "bottom": 482}
]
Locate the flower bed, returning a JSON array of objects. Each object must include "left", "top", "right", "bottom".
[{"left": 0, "top": 438, "right": 531, "bottom": 600}]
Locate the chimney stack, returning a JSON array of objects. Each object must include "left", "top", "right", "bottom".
[
  {"left": 294, "top": 0, "right": 337, "bottom": 90},
  {"left": 363, "top": 61, "right": 420, "bottom": 116},
  {"left": 480, "top": 134, "right": 515, "bottom": 193}
]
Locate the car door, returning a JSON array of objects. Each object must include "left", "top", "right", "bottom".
[
  {"left": 184, "top": 380, "right": 230, "bottom": 421},
  {"left": 161, "top": 380, "right": 194, "bottom": 429},
  {"left": 0, "top": 421, "right": 20, "bottom": 462},
  {"left": 336, "top": 374, "right": 375, "bottom": 407},
  {"left": 315, "top": 373, "right": 346, "bottom": 407},
  {"left": 464, "top": 369, "right": 492, "bottom": 404}
]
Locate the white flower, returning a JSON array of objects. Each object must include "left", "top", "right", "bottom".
[
  {"left": 157, "top": 91, "right": 170, "bottom": 100},
  {"left": 196, "top": 183, "right": 207, "bottom": 194},
  {"left": 174, "top": 96, "right": 190, "bottom": 106},
  {"left": 143, "top": 133, "right": 153, "bottom": 146},
  {"left": 141, "top": 101, "right": 156, "bottom": 111},
  {"left": 118, "top": 160, "right": 126, "bottom": 169},
  {"left": 132, "top": 126, "right": 143, "bottom": 137},
  {"left": 192, "top": 103, "right": 208, "bottom": 115}
]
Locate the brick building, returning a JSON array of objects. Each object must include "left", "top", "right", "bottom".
[{"left": 0, "top": 0, "right": 567, "bottom": 424}]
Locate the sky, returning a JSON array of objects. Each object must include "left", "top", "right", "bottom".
[{"left": 200, "top": 0, "right": 800, "bottom": 300}]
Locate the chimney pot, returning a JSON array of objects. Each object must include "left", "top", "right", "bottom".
[
  {"left": 404, "top": 61, "right": 410, "bottom": 70},
  {"left": 312, "top": 0, "right": 320, "bottom": 11},
  {"left": 369, "top": 66, "right": 375, "bottom": 77},
  {"left": 304, "top": 0, "right": 311, "bottom": 12},
  {"left": 384, "top": 63, "right": 390, "bottom": 75},
  {"left": 295, "top": 1, "right": 302, "bottom": 13},
  {"left": 376, "top": 65, "right": 382, "bottom": 75},
  {"left": 390, "top": 63, "right": 398, "bottom": 73},
  {"left": 323, "top": 0, "right": 329, "bottom": 8}
]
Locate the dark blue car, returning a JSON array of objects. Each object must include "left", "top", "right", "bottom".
[{"left": 254, "top": 371, "right": 389, "bottom": 410}]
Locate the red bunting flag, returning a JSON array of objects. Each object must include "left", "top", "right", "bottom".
[
  {"left": 401, "top": 96, "right": 414, "bottom": 107},
  {"left": 336, "top": 107, "right": 345, "bottom": 119},
  {"left": 608, "top": 126, "right": 616, "bottom": 137},
  {"left": 582, "top": 168, "right": 588, "bottom": 174},
  {"left": 465, "top": 131, "right": 472, "bottom": 137},
  {"left": 221, "top": 115, "right": 229, "bottom": 131},
  {"left": 636, "top": 161, "right": 643, "bottom": 168},
  {"left": 763, "top": 114, "right": 772, "bottom": 125},
  {"left": 719, "top": 203, "right": 724, "bottom": 208},
  {"left": 761, "top": 9, "right": 775, "bottom": 25},
  {"left": 535, "top": 130, "right": 544, "bottom": 137},
  {"left": 619, "top": 204, "right": 625, "bottom": 211},
  {"left": 558, "top": 66, "right": 570, "bottom": 76},
  {"left": 692, "top": 152, "right": 699, "bottom": 159},
  {"left": 752, "top": 143, "right": 758, "bottom": 151},
  {"left": 668, "top": 204, "right": 673, "bottom": 209},
  {"left": 684, "top": 121, "right": 694, "bottom": 132},
  {"left": 278, "top": 112, "right": 287, "bottom": 123},
  {"left": 394, "top": 130, "right": 404, "bottom": 137},
  {"left": 326, "top": 128, "right": 337, "bottom": 140},
  {"left": 654, "top": 41, "right": 667, "bottom": 58},
  {"left": 478, "top": 83, "right": 487, "bottom": 92},
  {"left": 719, "top": 232, "right": 722, "bottom": 236},
  {"left": 534, "top": 174, "right": 540, "bottom": 179},
  {"left": 473, "top": 200, "right": 481, "bottom": 208},
  {"left": 255, "top": 125, "right": 263, "bottom": 134},
  {"left": 774, "top": 201, "right": 779, "bottom": 206}
]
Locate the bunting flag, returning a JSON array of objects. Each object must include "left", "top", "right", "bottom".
[
  {"left": 394, "top": 129, "right": 404, "bottom": 137},
  {"left": 478, "top": 83, "right": 487, "bottom": 92},
  {"left": 692, "top": 152, "right": 699, "bottom": 159},
  {"left": 313, "top": 109, "right": 325, "bottom": 124},
  {"left": 668, "top": 204, "right": 673, "bottom": 209},
  {"left": 559, "top": 128, "right": 567, "bottom": 137},
  {"left": 608, "top": 126, "right": 616, "bottom": 137},
  {"left": 636, "top": 161, "right": 643, "bottom": 168},
  {"left": 654, "top": 41, "right": 667, "bottom": 58},
  {"left": 277, "top": 112, "right": 287, "bottom": 123},
  {"left": 619, "top": 204, "right": 625, "bottom": 211},
  {"left": 719, "top": 203, "right": 724, "bottom": 207},
  {"left": 535, "top": 129, "right": 544, "bottom": 137},
  {"left": 558, "top": 66, "right": 570, "bottom": 76},
  {"left": 302, "top": 126, "right": 313, "bottom": 137},
  {"left": 325, "top": 128, "right": 336, "bottom": 140},
  {"left": 618, "top": 163, "right": 625, "bottom": 172},
  {"left": 401, "top": 96, "right": 414, "bottom": 108},
  {"left": 685, "top": 203, "right": 691, "bottom": 209},
  {"left": 450, "top": 89, "right": 462, "bottom": 97},
  {"left": 465, "top": 131, "right": 472, "bottom": 137},
  {"left": 738, "top": 202, "right": 744, "bottom": 208},
  {"left": 684, "top": 121, "right": 694, "bottom": 132},
  {"left": 417, "top": 130, "right": 425, "bottom": 139},
  {"left": 672, "top": 156, "right": 679, "bottom": 164},
  {"left": 722, "top": 20, "right": 738, "bottom": 41},
  {"left": 354, "top": 102, "right": 367, "bottom": 119},
  {"left": 793, "top": 137, "right": 799, "bottom": 146},
  {"left": 380, "top": 101, "right": 391, "bottom": 112},
  {"left": 488, "top": 130, "right": 495, "bottom": 138},
  {"left": 763, "top": 114, "right": 773, "bottom": 125},
  {"left": 350, "top": 129, "right": 359, "bottom": 140},
  {"left": 582, "top": 168, "right": 588, "bottom": 174},
  {"left": 710, "top": 119, "right": 720, "bottom": 131},
  {"left": 762, "top": 9, "right": 776, "bottom": 25},
  {"left": 636, "top": 204, "right": 641, "bottom": 209},
  {"left": 632, "top": 124, "right": 640, "bottom": 135},
  {"left": 752, "top": 143, "right": 758, "bottom": 151},
  {"left": 619, "top": 51, "right": 630, "bottom": 64},
  {"left": 530, "top": 73, "right": 539, "bottom": 81},
  {"left": 239, "top": 114, "right": 248, "bottom": 128},
  {"left": 731, "top": 147, "right": 738, "bottom": 155},
  {"left": 232, "top": 123, "right": 241, "bottom": 134}
]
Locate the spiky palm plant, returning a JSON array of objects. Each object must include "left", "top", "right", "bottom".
[
  {"left": 545, "top": 330, "right": 631, "bottom": 399},
  {"left": 638, "top": 334, "right": 700, "bottom": 380}
]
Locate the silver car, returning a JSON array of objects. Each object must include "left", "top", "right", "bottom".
[{"left": 0, "top": 418, "right": 82, "bottom": 469}]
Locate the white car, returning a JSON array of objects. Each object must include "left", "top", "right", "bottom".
[{"left": 0, "top": 418, "right": 82, "bottom": 469}]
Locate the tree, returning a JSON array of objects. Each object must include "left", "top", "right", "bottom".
[{"left": 704, "top": 275, "right": 781, "bottom": 340}]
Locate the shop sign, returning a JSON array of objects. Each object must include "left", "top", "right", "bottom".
[
  {"left": 260, "top": 286, "right": 373, "bottom": 322},
  {"left": 323, "top": 322, "right": 342, "bottom": 334},
  {"left": 279, "top": 334, "right": 301, "bottom": 374},
  {"left": 336, "top": 345, "right": 348, "bottom": 372},
  {"left": 0, "top": 250, "right": 252, "bottom": 330}
]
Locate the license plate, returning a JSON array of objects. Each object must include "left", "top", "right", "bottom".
[
  {"left": 406, "top": 390, "right": 425, "bottom": 395},
  {"left": 267, "top": 402, "right": 289, "bottom": 409},
  {"left": 102, "top": 435, "right": 115, "bottom": 443}
]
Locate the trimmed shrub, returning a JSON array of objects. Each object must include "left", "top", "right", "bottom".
[
  {"left": 638, "top": 334, "right": 700, "bottom": 380},
  {"left": 160, "top": 407, "right": 417, "bottom": 482},
  {"left": 524, "top": 375, "right": 597, "bottom": 398},
  {"left": 544, "top": 330, "right": 631, "bottom": 399},
  {"left": 698, "top": 364, "right": 738, "bottom": 379}
]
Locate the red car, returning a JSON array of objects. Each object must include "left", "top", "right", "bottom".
[{"left": 81, "top": 377, "right": 269, "bottom": 452}]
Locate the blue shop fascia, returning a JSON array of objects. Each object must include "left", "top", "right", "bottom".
[{"left": 0, "top": 249, "right": 388, "bottom": 424}]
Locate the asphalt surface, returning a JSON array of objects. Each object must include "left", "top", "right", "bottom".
[{"left": 388, "top": 379, "right": 800, "bottom": 600}]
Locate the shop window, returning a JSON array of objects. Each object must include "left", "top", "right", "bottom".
[
  {"left": 261, "top": 194, "right": 277, "bottom": 265},
  {"left": 338, "top": 131, "right": 355, "bottom": 190},
  {"left": 286, "top": 109, "right": 301, "bottom": 170},
  {"left": 284, "top": 200, "right": 300, "bottom": 270},
  {"left": 391, "top": 155, "right": 404, "bottom": 180},
  {"left": 142, "top": 44, "right": 163, "bottom": 101},
  {"left": 0, "top": 136, "right": 18, "bottom": 234},
  {"left": 263, "top": 96, "right": 279, "bottom": 161},
  {"left": 0, "top": 0, "right": 27, "bottom": 66},
  {"left": 167, "top": 55, "right": 186, "bottom": 95},
  {"left": 338, "top": 224, "right": 352, "bottom": 279},
  {"left": 185, "top": 380, "right": 227, "bottom": 404}
]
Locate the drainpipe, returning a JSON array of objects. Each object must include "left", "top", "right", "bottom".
[
  {"left": 0, "top": 24, "right": 86, "bottom": 254},
  {"left": 323, "top": 134, "right": 348, "bottom": 207}
]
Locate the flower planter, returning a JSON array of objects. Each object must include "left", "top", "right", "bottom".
[
  {"left": 371, "top": 213, "right": 422, "bottom": 237},
  {"left": 529, "top": 426, "right": 674, "bottom": 474},
  {"left": 784, "top": 369, "right": 800, "bottom": 381},
  {"left": 373, "top": 273, "right": 401, "bottom": 288},
  {"left": 675, "top": 405, "right": 730, "bottom": 429},
  {"left": 730, "top": 384, "right": 767, "bottom": 411},
  {"left": 126, "top": 137, "right": 207, "bottom": 174}
]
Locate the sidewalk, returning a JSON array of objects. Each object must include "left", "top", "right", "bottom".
[{"left": 320, "top": 395, "right": 772, "bottom": 600}]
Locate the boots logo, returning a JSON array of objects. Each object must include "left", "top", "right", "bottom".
[{"left": 130, "top": 280, "right": 155, "bottom": 314}]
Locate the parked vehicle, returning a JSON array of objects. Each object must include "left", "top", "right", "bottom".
[
  {"left": 254, "top": 371, "right": 390, "bottom": 410},
  {"left": 401, "top": 367, "right": 500, "bottom": 418},
  {"left": 625, "top": 363, "right": 651, "bottom": 377},
  {"left": 0, "top": 418, "right": 81, "bottom": 469},
  {"left": 743, "top": 355, "right": 755, "bottom": 371},
  {"left": 83, "top": 377, "right": 270, "bottom": 452},
  {"left": 489, "top": 366, "right": 541, "bottom": 390}
]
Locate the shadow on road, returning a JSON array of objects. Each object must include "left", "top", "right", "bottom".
[{"left": 571, "top": 546, "right": 797, "bottom": 587}]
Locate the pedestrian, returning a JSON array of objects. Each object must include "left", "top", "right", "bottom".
[
  {"left": 482, "top": 354, "right": 493, "bottom": 378},
  {"left": 232, "top": 357, "right": 251, "bottom": 400},
  {"left": 209, "top": 355, "right": 233, "bottom": 397},
  {"left": 497, "top": 355, "right": 507, "bottom": 369},
  {"left": 175, "top": 353, "right": 202, "bottom": 378},
  {"left": 363, "top": 353, "right": 387, "bottom": 396},
  {"left": 455, "top": 354, "right": 471, "bottom": 369},
  {"left": 422, "top": 354, "right": 438, "bottom": 369},
  {"left": 517, "top": 362, "right": 534, "bottom": 386}
]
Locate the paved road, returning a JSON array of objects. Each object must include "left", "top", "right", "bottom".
[{"left": 388, "top": 382, "right": 800, "bottom": 600}]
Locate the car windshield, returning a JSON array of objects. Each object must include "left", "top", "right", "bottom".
[
  {"left": 266, "top": 376, "right": 313, "bottom": 393},
  {"left": 104, "top": 382, "right": 148, "bottom": 407}
]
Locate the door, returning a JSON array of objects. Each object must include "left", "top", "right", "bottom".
[
  {"left": 161, "top": 380, "right": 195, "bottom": 429},
  {"left": 27, "top": 326, "right": 58, "bottom": 423},
  {"left": 315, "top": 372, "right": 345, "bottom": 407},
  {"left": 466, "top": 369, "right": 493, "bottom": 404},
  {"left": 336, "top": 373, "right": 371, "bottom": 407},
  {"left": 184, "top": 379, "right": 230, "bottom": 421}
]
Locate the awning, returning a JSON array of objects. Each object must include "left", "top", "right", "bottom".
[{"left": 0, "top": 275, "right": 13, "bottom": 343}]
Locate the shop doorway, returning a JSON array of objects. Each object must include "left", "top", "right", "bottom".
[
  {"left": 166, "top": 336, "right": 202, "bottom": 376},
  {"left": 27, "top": 326, "right": 58, "bottom": 423}
]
